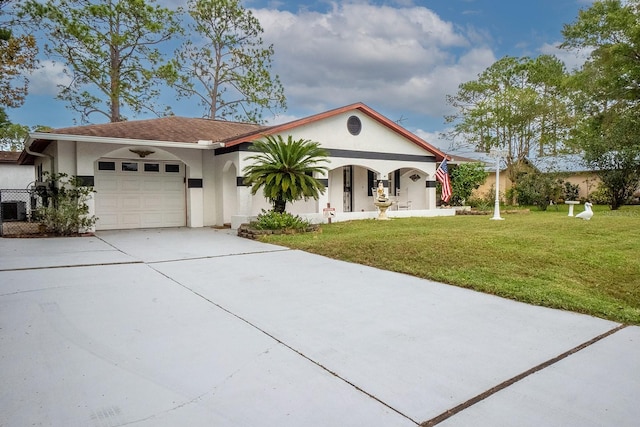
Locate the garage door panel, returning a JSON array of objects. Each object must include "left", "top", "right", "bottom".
[
  {"left": 141, "top": 213, "right": 163, "bottom": 227},
  {"left": 95, "top": 160, "right": 186, "bottom": 230},
  {"left": 121, "top": 178, "right": 142, "bottom": 191},
  {"left": 163, "top": 193, "right": 184, "bottom": 204},
  {"left": 96, "top": 214, "right": 118, "bottom": 228},
  {"left": 142, "top": 196, "right": 163, "bottom": 209},
  {"left": 121, "top": 213, "right": 142, "bottom": 228},
  {"left": 99, "top": 180, "right": 118, "bottom": 191},
  {"left": 142, "top": 178, "right": 164, "bottom": 191},
  {"left": 96, "top": 194, "right": 118, "bottom": 210},
  {"left": 162, "top": 212, "right": 187, "bottom": 227},
  {"left": 163, "top": 180, "right": 184, "bottom": 192},
  {"left": 121, "top": 196, "right": 142, "bottom": 209}
]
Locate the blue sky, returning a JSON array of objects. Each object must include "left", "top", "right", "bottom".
[{"left": 8, "top": 0, "right": 595, "bottom": 152}]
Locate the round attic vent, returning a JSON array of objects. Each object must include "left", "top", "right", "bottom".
[{"left": 347, "top": 115, "right": 362, "bottom": 136}]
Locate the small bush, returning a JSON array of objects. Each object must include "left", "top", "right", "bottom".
[
  {"left": 37, "top": 172, "right": 97, "bottom": 235},
  {"left": 450, "top": 162, "right": 488, "bottom": 206},
  {"left": 563, "top": 181, "right": 580, "bottom": 201},
  {"left": 515, "top": 173, "right": 562, "bottom": 211},
  {"left": 468, "top": 185, "right": 500, "bottom": 211},
  {"left": 589, "top": 185, "right": 610, "bottom": 205},
  {"left": 251, "top": 209, "right": 311, "bottom": 230}
]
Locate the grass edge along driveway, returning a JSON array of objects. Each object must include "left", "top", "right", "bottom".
[{"left": 259, "top": 206, "right": 640, "bottom": 325}]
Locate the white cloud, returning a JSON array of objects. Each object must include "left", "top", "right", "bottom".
[
  {"left": 264, "top": 112, "right": 301, "bottom": 125},
  {"left": 155, "top": 0, "right": 186, "bottom": 8},
  {"left": 539, "top": 42, "right": 592, "bottom": 71},
  {"left": 253, "top": 3, "right": 496, "bottom": 121},
  {"left": 28, "top": 61, "right": 72, "bottom": 96},
  {"left": 414, "top": 128, "right": 452, "bottom": 152},
  {"left": 413, "top": 127, "right": 479, "bottom": 156}
]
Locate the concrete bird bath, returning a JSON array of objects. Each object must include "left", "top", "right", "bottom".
[{"left": 565, "top": 200, "right": 580, "bottom": 217}]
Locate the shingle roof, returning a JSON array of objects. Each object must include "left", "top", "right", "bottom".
[
  {"left": 535, "top": 154, "right": 591, "bottom": 173},
  {"left": 447, "top": 154, "right": 487, "bottom": 165},
  {"left": 20, "top": 103, "right": 448, "bottom": 164},
  {"left": 449, "top": 151, "right": 596, "bottom": 173},
  {"left": 50, "top": 116, "right": 266, "bottom": 143},
  {"left": 0, "top": 151, "right": 21, "bottom": 163}
]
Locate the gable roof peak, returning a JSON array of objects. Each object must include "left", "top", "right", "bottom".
[{"left": 221, "top": 102, "right": 448, "bottom": 161}]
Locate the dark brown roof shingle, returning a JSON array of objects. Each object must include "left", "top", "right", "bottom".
[
  {"left": 0, "top": 151, "right": 21, "bottom": 163},
  {"left": 51, "top": 116, "right": 267, "bottom": 143},
  {"left": 20, "top": 103, "right": 447, "bottom": 165}
]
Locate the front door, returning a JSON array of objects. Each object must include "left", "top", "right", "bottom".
[{"left": 343, "top": 166, "right": 353, "bottom": 212}]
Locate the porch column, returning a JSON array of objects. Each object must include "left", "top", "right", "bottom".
[
  {"left": 426, "top": 179, "right": 437, "bottom": 209},
  {"left": 317, "top": 172, "right": 330, "bottom": 215},
  {"left": 187, "top": 178, "right": 204, "bottom": 227},
  {"left": 237, "top": 184, "right": 253, "bottom": 215},
  {"left": 230, "top": 176, "right": 254, "bottom": 229}
]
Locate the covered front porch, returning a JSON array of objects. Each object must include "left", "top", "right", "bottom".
[{"left": 229, "top": 163, "right": 455, "bottom": 228}]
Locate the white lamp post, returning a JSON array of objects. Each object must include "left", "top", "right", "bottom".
[{"left": 490, "top": 149, "right": 506, "bottom": 221}]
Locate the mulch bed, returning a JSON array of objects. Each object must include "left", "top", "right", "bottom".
[
  {"left": 237, "top": 223, "right": 320, "bottom": 240},
  {"left": 455, "top": 209, "right": 530, "bottom": 215}
]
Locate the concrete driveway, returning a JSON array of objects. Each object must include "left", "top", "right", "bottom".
[{"left": 1, "top": 228, "right": 638, "bottom": 426}]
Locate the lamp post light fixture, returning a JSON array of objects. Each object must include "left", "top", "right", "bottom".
[{"left": 489, "top": 149, "right": 506, "bottom": 221}]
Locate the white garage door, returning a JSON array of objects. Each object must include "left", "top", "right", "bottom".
[{"left": 95, "top": 159, "right": 186, "bottom": 230}]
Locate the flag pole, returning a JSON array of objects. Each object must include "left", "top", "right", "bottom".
[{"left": 489, "top": 149, "right": 505, "bottom": 221}]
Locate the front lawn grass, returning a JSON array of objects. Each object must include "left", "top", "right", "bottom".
[{"left": 259, "top": 205, "right": 640, "bottom": 325}]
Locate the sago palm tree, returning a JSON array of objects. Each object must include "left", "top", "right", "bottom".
[{"left": 242, "top": 135, "right": 330, "bottom": 213}]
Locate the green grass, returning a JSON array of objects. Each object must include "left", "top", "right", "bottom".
[{"left": 258, "top": 205, "right": 640, "bottom": 325}]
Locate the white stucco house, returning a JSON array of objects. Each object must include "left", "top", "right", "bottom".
[
  {"left": 18, "top": 103, "right": 454, "bottom": 231},
  {"left": 1, "top": 151, "right": 35, "bottom": 189}
]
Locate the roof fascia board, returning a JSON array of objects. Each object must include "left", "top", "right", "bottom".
[{"left": 28, "top": 132, "right": 218, "bottom": 150}]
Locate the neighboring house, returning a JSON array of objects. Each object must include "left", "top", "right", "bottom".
[
  {"left": 471, "top": 153, "right": 601, "bottom": 201},
  {"left": 1, "top": 152, "right": 36, "bottom": 231},
  {"left": 535, "top": 154, "right": 601, "bottom": 199},
  {"left": 0, "top": 151, "right": 35, "bottom": 189},
  {"left": 18, "top": 103, "right": 454, "bottom": 231}
]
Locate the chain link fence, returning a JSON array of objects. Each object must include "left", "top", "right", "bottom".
[{"left": 0, "top": 188, "right": 46, "bottom": 237}]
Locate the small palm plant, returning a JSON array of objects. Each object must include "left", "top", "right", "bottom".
[{"left": 242, "top": 135, "right": 330, "bottom": 213}]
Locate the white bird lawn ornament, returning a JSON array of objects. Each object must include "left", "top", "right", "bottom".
[{"left": 576, "top": 202, "right": 593, "bottom": 220}]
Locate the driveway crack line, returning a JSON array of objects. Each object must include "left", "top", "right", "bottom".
[
  {"left": 146, "top": 248, "right": 292, "bottom": 265},
  {"left": 0, "top": 260, "right": 144, "bottom": 272},
  {"left": 420, "top": 323, "right": 629, "bottom": 426},
  {"left": 150, "top": 265, "right": 421, "bottom": 426}
]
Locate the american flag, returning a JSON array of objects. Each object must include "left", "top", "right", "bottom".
[{"left": 435, "top": 159, "right": 452, "bottom": 203}]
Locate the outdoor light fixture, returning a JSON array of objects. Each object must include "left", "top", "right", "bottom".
[
  {"left": 409, "top": 173, "right": 421, "bottom": 182},
  {"left": 129, "top": 149, "right": 155, "bottom": 158}
]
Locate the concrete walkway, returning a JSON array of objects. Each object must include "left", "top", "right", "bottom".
[{"left": 1, "top": 228, "right": 638, "bottom": 426}]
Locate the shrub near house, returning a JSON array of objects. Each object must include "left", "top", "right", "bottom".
[
  {"left": 37, "top": 173, "right": 97, "bottom": 235},
  {"left": 450, "top": 162, "right": 488, "bottom": 206}
]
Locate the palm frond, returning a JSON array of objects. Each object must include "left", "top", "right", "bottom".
[{"left": 242, "top": 134, "right": 330, "bottom": 212}]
